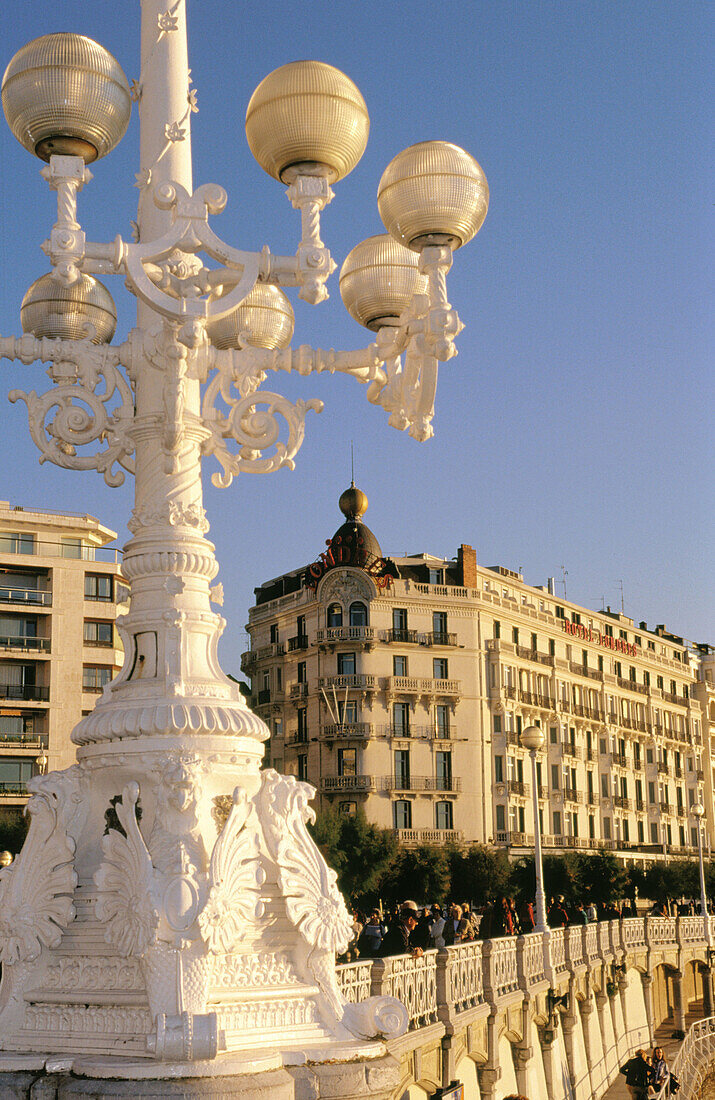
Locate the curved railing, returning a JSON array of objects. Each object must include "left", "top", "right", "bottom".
[{"left": 655, "top": 1015, "right": 715, "bottom": 1100}]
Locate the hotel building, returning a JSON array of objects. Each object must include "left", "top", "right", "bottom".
[
  {"left": 0, "top": 501, "right": 125, "bottom": 809},
  {"left": 242, "top": 486, "right": 711, "bottom": 867}
]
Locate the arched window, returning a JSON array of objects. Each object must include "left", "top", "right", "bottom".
[
  {"left": 327, "top": 603, "right": 343, "bottom": 627},
  {"left": 349, "top": 600, "right": 368, "bottom": 626}
]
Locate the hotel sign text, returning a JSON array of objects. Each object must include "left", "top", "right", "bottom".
[{"left": 561, "top": 619, "right": 637, "bottom": 656}]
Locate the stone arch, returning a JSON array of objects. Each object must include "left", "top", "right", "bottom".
[
  {"left": 317, "top": 567, "right": 377, "bottom": 609},
  {"left": 651, "top": 962, "right": 676, "bottom": 1029},
  {"left": 684, "top": 956, "right": 707, "bottom": 1008},
  {"left": 454, "top": 1053, "right": 483, "bottom": 1100}
]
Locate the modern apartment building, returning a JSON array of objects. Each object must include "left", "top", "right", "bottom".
[
  {"left": 0, "top": 501, "right": 125, "bottom": 807},
  {"left": 242, "top": 485, "right": 711, "bottom": 868}
]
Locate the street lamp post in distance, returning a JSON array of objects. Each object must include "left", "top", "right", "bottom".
[{"left": 521, "top": 723, "right": 548, "bottom": 933}]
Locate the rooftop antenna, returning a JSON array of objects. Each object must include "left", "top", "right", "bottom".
[
  {"left": 561, "top": 565, "right": 568, "bottom": 600},
  {"left": 617, "top": 579, "right": 625, "bottom": 613},
  {"left": 350, "top": 440, "right": 355, "bottom": 486}
]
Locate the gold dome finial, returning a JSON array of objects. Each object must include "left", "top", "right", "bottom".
[{"left": 339, "top": 484, "right": 368, "bottom": 521}]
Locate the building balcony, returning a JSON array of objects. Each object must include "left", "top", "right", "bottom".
[
  {"left": 0, "top": 782, "right": 29, "bottom": 799},
  {"left": 538, "top": 785, "right": 549, "bottom": 799},
  {"left": 287, "top": 634, "right": 309, "bottom": 652},
  {"left": 571, "top": 703, "right": 604, "bottom": 721},
  {"left": 318, "top": 674, "right": 376, "bottom": 692},
  {"left": 612, "top": 752, "right": 628, "bottom": 767},
  {"left": 635, "top": 798, "right": 646, "bottom": 812},
  {"left": 383, "top": 723, "right": 453, "bottom": 741},
  {"left": 0, "top": 684, "right": 49, "bottom": 702},
  {"left": 383, "top": 676, "right": 461, "bottom": 698},
  {"left": 321, "top": 722, "right": 374, "bottom": 742},
  {"left": 424, "top": 632, "right": 458, "bottom": 647},
  {"left": 563, "top": 788, "right": 583, "bottom": 804},
  {"left": 507, "top": 779, "right": 529, "bottom": 797},
  {"left": 586, "top": 793, "right": 600, "bottom": 806},
  {"left": 0, "top": 734, "right": 46, "bottom": 750},
  {"left": 395, "top": 828, "right": 464, "bottom": 847},
  {"left": 384, "top": 775, "right": 462, "bottom": 793},
  {"left": 568, "top": 662, "right": 603, "bottom": 682},
  {"left": 0, "top": 585, "right": 52, "bottom": 607},
  {"left": 241, "top": 641, "right": 285, "bottom": 672},
  {"left": 516, "top": 646, "right": 554, "bottom": 668},
  {"left": 662, "top": 690, "right": 687, "bottom": 706},
  {"left": 586, "top": 747, "right": 598, "bottom": 762},
  {"left": 320, "top": 775, "right": 377, "bottom": 792},
  {"left": 289, "top": 682, "right": 309, "bottom": 700},
  {"left": 494, "top": 831, "right": 535, "bottom": 847},
  {"left": 256, "top": 689, "right": 272, "bottom": 705},
  {"left": 0, "top": 635, "right": 50, "bottom": 654},
  {"left": 384, "top": 628, "right": 420, "bottom": 645},
  {"left": 617, "top": 676, "right": 648, "bottom": 695},
  {"left": 284, "top": 732, "right": 309, "bottom": 747},
  {"left": 561, "top": 743, "right": 583, "bottom": 760},
  {"left": 316, "top": 626, "right": 375, "bottom": 647},
  {"left": 657, "top": 762, "right": 669, "bottom": 775},
  {"left": 660, "top": 801, "right": 672, "bottom": 814},
  {"left": 518, "top": 689, "right": 553, "bottom": 709},
  {"left": 614, "top": 795, "right": 631, "bottom": 810},
  {"left": 697, "top": 768, "right": 705, "bottom": 780},
  {"left": 674, "top": 765, "right": 683, "bottom": 777}
]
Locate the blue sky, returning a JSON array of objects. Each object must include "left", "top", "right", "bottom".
[{"left": 0, "top": 1, "right": 711, "bottom": 672}]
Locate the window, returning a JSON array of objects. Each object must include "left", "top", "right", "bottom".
[
  {"left": 337, "top": 748, "right": 356, "bottom": 777},
  {"left": 433, "top": 657, "right": 448, "bottom": 680},
  {"left": 296, "top": 615, "right": 306, "bottom": 640},
  {"left": 601, "top": 774, "right": 609, "bottom": 798},
  {"left": 553, "top": 810, "right": 562, "bottom": 835},
  {"left": 337, "top": 699, "right": 357, "bottom": 724},
  {"left": 394, "top": 800, "right": 412, "bottom": 829},
  {"left": 532, "top": 632, "right": 538, "bottom": 651},
  {"left": 646, "top": 747, "right": 654, "bottom": 764},
  {"left": 657, "top": 676, "right": 664, "bottom": 690},
  {"left": 0, "top": 757, "right": 33, "bottom": 789},
  {"left": 634, "top": 635, "right": 641, "bottom": 647},
  {"left": 604, "top": 624, "right": 613, "bottom": 638},
  {"left": 493, "top": 714, "right": 502, "bottom": 734},
  {"left": 494, "top": 620, "right": 501, "bottom": 639},
  {"left": 296, "top": 708, "right": 308, "bottom": 741},
  {"left": 555, "top": 606, "right": 565, "bottom": 619},
  {"left": 339, "top": 801, "right": 357, "bottom": 816},
  {"left": 392, "top": 608, "right": 408, "bottom": 637},
  {"left": 436, "top": 801, "right": 453, "bottom": 830},
  {"left": 83, "top": 620, "right": 113, "bottom": 647},
  {"left": 337, "top": 652, "right": 355, "bottom": 676},
  {"left": 393, "top": 702, "right": 409, "bottom": 736},
  {"left": 648, "top": 782, "right": 656, "bottom": 805},
  {"left": 61, "top": 538, "right": 83, "bottom": 559},
  {"left": 394, "top": 749, "right": 410, "bottom": 788},
  {"left": 297, "top": 660, "right": 307, "bottom": 684},
  {"left": 0, "top": 715, "right": 33, "bottom": 738},
  {"left": 270, "top": 624, "right": 278, "bottom": 643},
  {"left": 549, "top": 639, "right": 556, "bottom": 657},
  {"left": 436, "top": 751, "right": 452, "bottom": 790},
  {"left": 572, "top": 613, "right": 581, "bottom": 626},
  {"left": 650, "top": 822, "right": 659, "bottom": 844},
  {"left": 393, "top": 655, "right": 408, "bottom": 676},
  {"left": 84, "top": 574, "right": 113, "bottom": 602},
  {"left": 614, "top": 661, "right": 622, "bottom": 677},
  {"left": 297, "top": 754, "right": 308, "bottom": 781},
  {"left": 598, "top": 655, "right": 604, "bottom": 672},
  {"left": 327, "top": 604, "right": 342, "bottom": 627},
  {"left": 603, "top": 818, "right": 611, "bottom": 839},
  {"left": 549, "top": 726, "right": 558, "bottom": 744},
  {"left": 349, "top": 601, "right": 367, "bottom": 626},
  {"left": 494, "top": 755, "right": 504, "bottom": 783},
  {"left": 82, "top": 665, "right": 112, "bottom": 692},
  {"left": 512, "top": 627, "right": 519, "bottom": 645},
  {"left": 644, "top": 671, "right": 650, "bottom": 688},
  {"left": 589, "top": 815, "right": 595, "bottom": 839},
  {"left": 551, "top": 764, "right": 560, "bottom": 790},
  {"left": 428, "top": 568, "right": 443, "bottom": 585},
  {"left": 629, "top": 666, "right": 636, "bottom": 682},
  {"left": 0, "top": 533, "right": 35, "bottom": 555},
  {"left": 435, "top": 704, "right": 450, "bottom": 737},
  {"left": 433, "top": 611, "right": 448, "bottom": 642},
  {"left": 496, "top": 804, "right": 506, "bottom": 831}
]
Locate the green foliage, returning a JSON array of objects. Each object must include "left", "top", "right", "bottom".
[
  {"left": 309, "top": 806, "right": 398, "bottom": 903},
  {"left": 644, "top": 858, "right": 699, "bottom": 903},
  {"left": 449, "top": 843, "right": 510, "bottom": 904},
  {"left": 576, "top": 850, "right": 629, "bottom": 904},
  {"left": 0, "top": 806, "right": 29, "bottom": 856},
  {"left": 381, "top": 844, "right": 451, "bottom": 906}
]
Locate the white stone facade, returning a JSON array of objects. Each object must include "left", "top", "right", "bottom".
[
  {"left": 244, "top": 501, "right": 712, "bottom": 866},
  {"left": 0, "top": 501, "right": 125, "bottom": 804}
]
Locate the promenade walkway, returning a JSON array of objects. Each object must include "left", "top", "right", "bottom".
[{"left": 602, "top": 999, "right": 705, "bottom": 1099}]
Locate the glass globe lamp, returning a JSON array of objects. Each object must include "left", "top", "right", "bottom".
[
  {"left": 2, "top": 33, "right": 131, "bottom": 162},
  {"left": 206, "top": 283, "right": 295, "bottom": 350},
  {"left": 693, "top": 803, "right": 705, "bottom": 818},
  {"left": 21, "top": 273, "right": 117, "bottom": 344},
  {"left": 245, "top": 60, "right": 369, "bottom": 183},
  {"left": 339, "top": 234, "right": 428, "bottom": 330},
  {"left": 377, "top": 140, "right": 489, "bottom": 251},
  {"left": 520, "top": 724, "right": 545, "bottom": 753}
]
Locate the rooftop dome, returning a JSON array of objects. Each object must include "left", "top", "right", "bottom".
[{"left": 330, "top": 482, "right": 382, "bottom": 567}]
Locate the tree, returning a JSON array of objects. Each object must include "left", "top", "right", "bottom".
[
  {"left": 508, "top": 852, "right": 580, "bottom": 905},
  {"left": 309, "top": 806, "right": 398, "bottom": 904},
  {"left": 0, "top": 806, "right": 28, "bottom": 856},
  {"left": 644, "top": 859, "right": 698, "bottom": 903},
  {"left": 449, "top": 843, "right": 510, "bottom": 904},
  {"left": 576, "top": 851, "right": 629, "bottom": 906},
  {"left": 381, "top": 844, "right": 451, "bottom": 907}
]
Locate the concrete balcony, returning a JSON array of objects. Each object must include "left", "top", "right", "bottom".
[
  {"left": 289, "top": 682, "right": 309, "bottom": 700},
  {"left": 320, "top": 775, "right": 377, "bottom": 792},
  {"left": 0, "top": 635, "right": 50, "bottom": 654},
  {"left": 321, "top": 722, "right": 374, "bottom": 741},
  {"left": 0, "top": 585, "right": 52, "bottom": 607},
  {"left": 383, "top": 775, "right": 462, "bottom": 793},
  {"left": 507, "top": 779, "right": 530, "bottom": 797},
  {"left": 318, "top": 674, "right": 376, "bottom": 692},
  {"left": 423, "top": 632, "right": 458, "bottom": 647},
  {"left": 0, "top": 683, "right": 49, "bottom": 703},
  {"left": 394, "top": 828, "right": 464, "bottom": 846},
  {"left": 316, "top": 625, "right": 375, "bottom": 647}
]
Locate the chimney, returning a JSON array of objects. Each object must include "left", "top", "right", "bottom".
[
  {"left": 457, "top": 544, "right": 477, "bottom": 588},
  {"left": 547, "top": 577, "right": 555, "bottom": 596}
]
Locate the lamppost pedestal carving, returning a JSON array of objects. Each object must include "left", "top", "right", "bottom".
[{"left": 0, "top": 0, "right": 487, "bottom": 1084}]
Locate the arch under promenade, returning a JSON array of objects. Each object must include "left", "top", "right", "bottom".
[{"left": 337, "top": 916, "right": 715, "bottom": 1100}]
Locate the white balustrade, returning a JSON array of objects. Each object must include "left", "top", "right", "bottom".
[{"left": 446, "top": 941, "right": 485, "bottom": 1012}]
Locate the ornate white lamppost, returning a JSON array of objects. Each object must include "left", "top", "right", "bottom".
[
  {"left": 692, "top": 802, "right": 711, "bottom": 944},
  {"left": 0, "top": 0, "right": 488, "bottom": 1090},
  {"left": 521, "top": 724, "right": 548, "bottom": 933}
]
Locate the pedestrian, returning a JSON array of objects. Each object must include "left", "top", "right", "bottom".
[
  {"left": 619, "top": 1049, "right": 653, "bottom": 1100},
  {"left": 547, "top": 895, "right": 569, "bottom": 928},
  {"left": 380, "top": 901, "right": 424, "bottom": 958},
  {"left": 573, "top": 901, "right": 588, "bottom": 925},
  {"left": 586, "top": 900, "right": 598, "bottom": 922},
  {"left": 429, "top": 904, "right": 446, "bottom": 947},
  {"left": 650, "top": 1046, "right": 669, "bottom": 1093},
  {"left": 519, "top": 898, "right": 535, "bottom": 933},
  {"left": 444, "top": 903, "right": 471, "bottom": 944},
  {"left": 358, "top": 910, "right": 386, "bottom": 957}
]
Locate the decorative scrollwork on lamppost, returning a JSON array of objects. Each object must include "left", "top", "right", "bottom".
[{"left": 0, "top": 1, "right": 489, "bottom": 1074}]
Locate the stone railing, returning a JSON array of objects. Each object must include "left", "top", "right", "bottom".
[{"left": 338, "top": 916, "right": 715, "bottom": 1038}]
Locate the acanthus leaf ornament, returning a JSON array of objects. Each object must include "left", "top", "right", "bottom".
[
  {"left": 0, "top": 768, "right": 82, "bottom": 966},
  {"left": 197, "top": 786, "right": 265, "bottom": 954}
]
